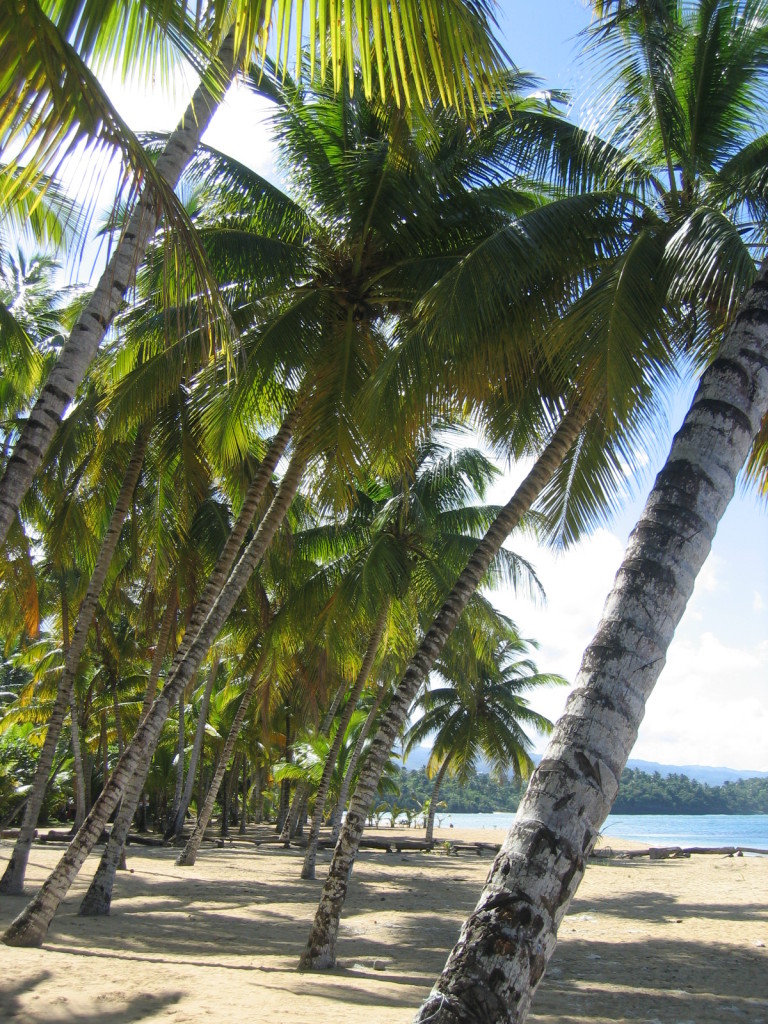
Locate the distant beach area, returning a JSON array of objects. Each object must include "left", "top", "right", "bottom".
[{"left": 2, "top": 825, "right": 766, "bottom": 1023}]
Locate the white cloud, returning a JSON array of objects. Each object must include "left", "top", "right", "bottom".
[{"left": 754, "top": 591, "right": 765, "bottom": 613}]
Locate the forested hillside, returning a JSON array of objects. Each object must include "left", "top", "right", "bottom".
[{"left": 389, "top": 767, "right": 768, "bottom": 817}]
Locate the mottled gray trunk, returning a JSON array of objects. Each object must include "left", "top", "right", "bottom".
[
  {"left": 2, "top": 450, "right": 305, "bottom": 946},
  {"left": 330, "top": 682, "right": 390, "bottom": 844},
  {"left": 299, "top": 406, "right": 589, "bottom": 970},
  {"left": 278, "top": 683, "right": 346, "bottom": 843},
  {"left": 170, "top": 655, "right": 219, "bottom": 838},
  {"left": 425, "top": 759, "right": 450, "bottom": 845},
  {"left": 0, "top": 430, "right": 148, "bottom": 894},
  {"left": 177, "top": 653, "right": 267, "bottom": 865},
  {"left": 76, "top": 424, "right": 292, "bottom": 914},
  {"left": 168, "top": 693, "right": 186, "bottom": 829},
  {"left": 0, "top": 32, "right": 238, "bottom": 546},
  {"left": 239, "top": 758, "right": 248, "bottom": 834},
  {"left": 413, "top": 270, "right": 768, "bottom": 1024},
  {"left": 301, "top": 605, "right": 389, "bottom": 879},
  {"left": 69, "top": 688, "right": 87, "bottom": 831}
]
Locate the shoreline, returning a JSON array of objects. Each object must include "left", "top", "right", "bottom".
[{"left": 1, "top": 830, "right": 766, "bottom": 1023}]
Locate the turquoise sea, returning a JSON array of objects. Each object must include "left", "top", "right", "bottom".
[{"left": 428, "top": 812, "right": 768, "bottom": 849}]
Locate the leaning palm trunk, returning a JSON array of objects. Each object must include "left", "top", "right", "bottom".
[
  {"left": 176, "top": 651, "right": 269, "bottom": 866},
  {"left": 0, "top": 32, "right": 239, "bottom": 547},
  {"left": 413, "top": 270, "right": 768, "bottom": 1024},
  {"left": 330, "top": 681, "right": 390, "bottom": 844},
  {"left": 168, "top": 655, "right": 219, "bottom": 839},
  {"left": 77, "top": 592, "right": 179, "bottom": 916},
  {"left": 0, "top": 429, "right": 149, "bottom": 894},
  {"left": 301, "top": 604, "right": 389, "bottom": 879},
  {"left": 2, "top": 449, "right": 306, "bottom": 946},
  {"left": 299, "top": 406, "right": 589, "bottom": 970},
  {"left": 425, "top": 759, "right": 450, "bottom": 845},
  {"left": 75, "top": 424, "right": 294, "bottom": 916}
]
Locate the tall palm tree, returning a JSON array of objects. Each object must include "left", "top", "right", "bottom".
[
  {"left": 406, "top": 628, "right": 565, "bottom": 843},
  {"left": 299, "top": 0, "right": 768, "bottom": 969},
  {"left": 0, "top": 0, "right": 511, "bottom": 546}
]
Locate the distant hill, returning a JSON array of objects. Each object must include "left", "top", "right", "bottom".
[
  {"left": 400, "top": 746, "right": 768, "bottom": 786},
  {"left": 624, "top": 759, "right": 768, "bottom": 786}
]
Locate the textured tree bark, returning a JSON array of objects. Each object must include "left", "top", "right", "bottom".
[
  {"left": 0, "top": 429, "right": 148, "bottom": 894},
  {"left": 330, "top": 682, "right": 390, "bottom": 844},
  {"left": 75, "top": 422, "right": 294, "bottom": 915},
  {"left": 413, "top": 268, "right": 768, "bottom": 1024},
  {"left": 169, "top": 655, "right": 219, "bottom": 839},
  {"left": 169, "top": 693, "right": 187, "bottom": 829},
  {"left": 299, "top": 405, "right": 590, "bottom": 970},
  {"left": 425, "top": 759, "right": 450, "bottom": 845},
  {"left": 301, "top": 604, "right": 389, "bottom": 879},
  {"left": 0, "top": 31, "right": 239, "bottom": 547},
  {"left": 2, "top": 450, "right": 306, "bottom": 946},
  {"left": 177, "top": 652, "right": 268, "bottom": 865},
  {"left": 278, "top": 683, "right": 347, "bottom": 843}
]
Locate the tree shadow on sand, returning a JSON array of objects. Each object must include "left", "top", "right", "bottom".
[
  {"left": 531, "top": 934, "right": 768, "bottom": 1023},
  {"left": 0, "top": 972, "right": 182, "bottom": 1023}
]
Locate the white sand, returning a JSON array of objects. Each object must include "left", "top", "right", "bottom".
[{"left": 1, "top": 827, "right": 766, "bottom": 1023}]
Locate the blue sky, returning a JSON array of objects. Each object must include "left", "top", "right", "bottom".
[{"left": 99, "top": 1, "right": 767, "bottom": 770}]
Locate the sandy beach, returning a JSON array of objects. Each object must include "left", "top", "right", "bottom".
[{"left": 1, "top": 826, "right": 766, "bottom": 1024}]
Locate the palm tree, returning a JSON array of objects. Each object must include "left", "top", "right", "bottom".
[
  {"left": 406, "top": 628, "right": 565, "bottom": 843},
  {"left": 0, "top": 0, "right": 511, "bottom": 546},
  {"left": 299, "top": 0, "right": 768, "bottom": 968}
]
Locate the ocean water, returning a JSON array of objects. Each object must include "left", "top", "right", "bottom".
[{"left": 422, "top": 812, "right": 768, "bottom": 849}]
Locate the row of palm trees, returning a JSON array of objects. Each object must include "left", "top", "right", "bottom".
[{"left": 1, "top": 1, "right": 768, "bottom": 1021}]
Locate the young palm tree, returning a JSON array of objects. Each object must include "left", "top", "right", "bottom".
[{"left": 406, "top": 627, "right": 565, "bottom": 843}]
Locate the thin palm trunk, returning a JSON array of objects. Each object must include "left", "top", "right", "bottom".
[
  {"left": 413, "top": 267, "right": 768, "bottom": 1024},
  {"left": 276, "top": 715, "right": 293, "bottom": 834},
  {"left": 61, "top": 591, "right": 88, "bottom": 828},
  {"left": 301, "top": 604, "right": 389, "bottom": 879},
  {"left": 239, "top": 757, "right": 248, "bottom": 834},
  {"left": 299, "top": 406, "right": 589, "bottom": 969},
  {"left": 425, "top": 759, "right": 450, "bottom": 844},
  {"left": 330, "top": 681, "right": 389, "bottom": 844},
  {"left": 76, "top": 425, "right": 293, "bottom": 916},
  {"left": 3, "top": 449, "right": 306, "bottom": 945},
  {"left": 169, "top": 655, "right": 219, "bottom": 838},
  {"left": 278, "top": 682, "right": 348, "bottom": 844},
  {"left": 0, "top": 31, "right": 239, "bottom": 546},
  {"left": 0, "top": 429, "right": 148, "bottom": 894},
  {"left": 169, "top": 693, "right": 186, "bottom": 828},
  {"left": 69, "top": 692, "right": 87, "bottom": 831},
  {"left": 177, "top": 651, "right": 268, "bottom": 865}
]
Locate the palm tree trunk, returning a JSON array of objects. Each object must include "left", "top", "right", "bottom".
[
  {"left": 239, "top": 757, "right": 248, "bottom": 834},
  {"left": 3, "top": 449, "right": 306, "bottom": 946},
  {"left": 299, "top": 405, "right": 589, "bottom": 970},
  {"left": 425, "top": 760, "right": 450, "bottom": 844},
  {"left": 0, "top": 31, "right": 239, "bottom": 547},
  {"left": 0, "top": 429, "right": 148, "bottom": 895},
  {"left": 251, "top": 762, "right": 263, "bottom": 825},
  {"left": 301, "top": 604, "right": 389, "bottom": 879},
  {"left": 169, "top": 655, "right": 219, "bottom": 839},
  {"left": 69, "top": 688, "right": 87, "bottom": 831},
  {"left": 169, "top": 693, "right": 186, "bottom": 829},
  {"left": 278, "top": 682, "right": 348, "bottom": 844},
  {"left": 330, "top": 681, "right": 390, "bottom": 844},
  {"left": 177, "top": 652, "right": 268, "bottom": 866},
  {"left": 413, "top": 270, "right": 768, "bottom": 1024},
  {"left": 76, "top": 425, "right": 293, "bottom": 915},
  {"left": 276, "top": 715, "right": 293, "bottom": 834},
  {"left": 142, "top": 591, "right": 178, "bottom": 715}
]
